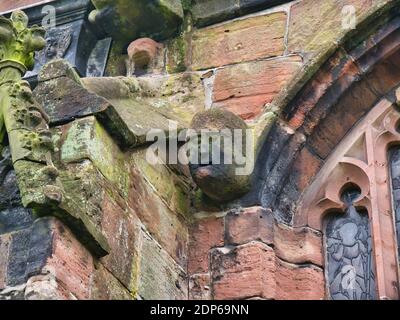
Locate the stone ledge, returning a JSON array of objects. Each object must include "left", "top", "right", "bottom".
[{"left": 191, "top": 0, "right": 293, "bottom": 27}]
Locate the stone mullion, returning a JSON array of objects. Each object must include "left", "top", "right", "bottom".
[
  {"left": 367, "top": 110, "right": 400, "bottom": 300},
  {"left": 365, "top": 124, "right": 390, "bottom": 299}
]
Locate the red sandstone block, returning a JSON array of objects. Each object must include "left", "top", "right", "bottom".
[
  {"left": 211, "top": 241, "right": 325, "bottom": 300},
  {"left": 292, "top": 147, "right": 323, "bottom": 192},
  {"left": 287, "top": 49, "right": 359, "bottom": 130},
  {"left": 276, "top": 260, "right": 325, "bottom": 300},
  {"left": 0, "top": 0, "right": 53, "bottom": 13},
  {"left": 44, "top": 218, "right": 94, "bottom": 300},
  {"left": 226, "top": 207, "right": 274, "bottom": 245},
  {"left": 99, "top": 194, "right": 142, "bottom": 290},
  {"left": 213, "top": 94, "right": 271, "bottom": 120},
  {"left": 189, "top": 273, "right": 211, "bottom": 300},
  {"left": 211, "top": 242, "right": 276, "bottom": 300},
  {"left": 191, "top": 12, "right": 287, "bottom": 70},
  {"left": 212, "top": 56, "right": 302, "bottom": 119},
  {"left": 127, "top": 38, "right": 161, "bottom": 67},
  {"left": 188, "top": 217, "right": 225, "bottom": 274},
  {"left": 225, "top": 206, "right": 323, "bottom": 266},
  {"left": 274, "top": 223, "right": 323, "bottom": 267},
  {"left": 128, "top": 168, "right": 188, "bottom": 268}
]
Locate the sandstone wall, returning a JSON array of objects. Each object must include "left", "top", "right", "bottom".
[{"left": 0, "top": 0, "right": 396, "bottom": 300}]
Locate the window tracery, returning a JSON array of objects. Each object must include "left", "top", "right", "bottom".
[{"left": 298, "top": 96, "right": 400, "bottom": 300}]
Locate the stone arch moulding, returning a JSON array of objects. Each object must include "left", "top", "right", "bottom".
[
  {"left": 251, "top": 11, "right": 400, "bottom": 224},
  {"left": 245, "top": 6, "right": 400, "bottom": 300}
]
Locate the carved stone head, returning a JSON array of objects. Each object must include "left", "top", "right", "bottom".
[
  {"left": 37, "top": 26, "right": 72, "bottom": 65},
  {"left": 189, "top": 109, "right": 252, "bottom": 202}
]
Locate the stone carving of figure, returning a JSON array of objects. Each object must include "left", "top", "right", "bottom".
[
  {"left": 326, "top": 190, "right": 376, "bottom": 300},
  {"left": 36, "top": 26, "right": 72, "bottom": 65}
]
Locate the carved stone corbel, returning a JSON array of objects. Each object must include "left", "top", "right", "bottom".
[{"left": 189, "top": 109, "right": 253, "bottom": 203}]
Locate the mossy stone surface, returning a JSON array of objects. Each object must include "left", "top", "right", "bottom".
[{"left": 61, "top": 116, "right": 130, "bottom": 199}]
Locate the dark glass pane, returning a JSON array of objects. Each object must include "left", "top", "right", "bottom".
[
  {"left": 389, "top": 147, "right": 400, "bottom": 260},
  {"left": 325, "top": 198, "right": 376, "bottom": 300}
]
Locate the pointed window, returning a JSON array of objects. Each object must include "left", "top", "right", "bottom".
[{"left": 299, "top": 97, "right": 400, "bottom": 300}]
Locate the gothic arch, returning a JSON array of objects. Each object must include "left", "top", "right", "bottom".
[
  {"left": 249, "top": 10, "right": 400, "bottom": 223},
  {"left": 298, "top": 97, "right": 400, "bottom": 299},
  {"left": 243, "top": 5, "right": 400, "bottom": 300}
]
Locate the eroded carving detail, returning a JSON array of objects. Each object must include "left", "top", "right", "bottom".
[{"left": 36, "top": 26, "right": 73, "bottom": 65}]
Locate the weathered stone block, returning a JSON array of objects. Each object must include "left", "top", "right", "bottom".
[
  {"left": 99, "top": 98, "right": 186, "bottom": 148},
  {"left": 99, "top": 194, "right": 141, "bottom": 290},
  {"left": 136, "top": 230, "right": 188, "bottom": 300},
  {"left": 34, "top": 76, "right": 110, "bottom": 125},
  {"left": 131, "top": 149, "right": 192, "bottom": 218},
  {"left": 288, "top": 0, "right": 388, "bottom": 58},
  {"left": 188, "top": 217, "right": 225, "bottom": 274},
  {"left": 212, "top": 56, "right": 302, "bottom": 119},
  {"left": 135, "top": 72, "right": 206, "bottom": 126},
  {"left": 189, "top": 273, "right": 211, "bottom": 300},
  {"left": 11, "top": 217, "right": 95, "bottom": 300},
  {"left": 61, "top": 116, "right": 129, "bottom": 198},
  {"left": 211, "top": 241, "right": 325, "bottom": 300},
  {"left": 5, "top": 218, "right": 53, "bottom": 287},
  {"left": 13, "top": 157, "right": 109, "bottom": 257},
  {"left": 90, "top": 263, "right": 133, "bottom": 300},
  {"left": 0, "top": 207, "right": 33, "bottom": 235},
  {"left": 226, "top": 207, "right": 274, "bottom": 245},
  {"left": 191, "top": 0, "right": 239, "bottom": 27},
  {"left": 129, "top": 168, "right": 189, "bottom": 267},
  {"left": 41, "top": 218, "right": 94, "bottom": 300},
  {"left": 274, "top": 224, "right": 323, "bottom": 267},
  {"left": 0, "top": 217, "right": 92, "bottom": 299},
  {"left": 191, "top": 11, "right": 287, "bottom": 70},
  {"left": 35, "top": 60, "right": 178, "bottom": 150},
  {"left": 275, "top": 260, "right": 325, "bottom": 300},
  {"left": 211, "top": 242, "right": 276, "bottom": 300}
]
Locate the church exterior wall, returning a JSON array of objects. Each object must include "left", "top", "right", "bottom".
[{"left": 1, "top": 0, "right": 399, "bottom": 300}]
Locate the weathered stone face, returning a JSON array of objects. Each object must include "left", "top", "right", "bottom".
[{"left": 189, "top": 109, "right": 251, "bottom": 202}]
